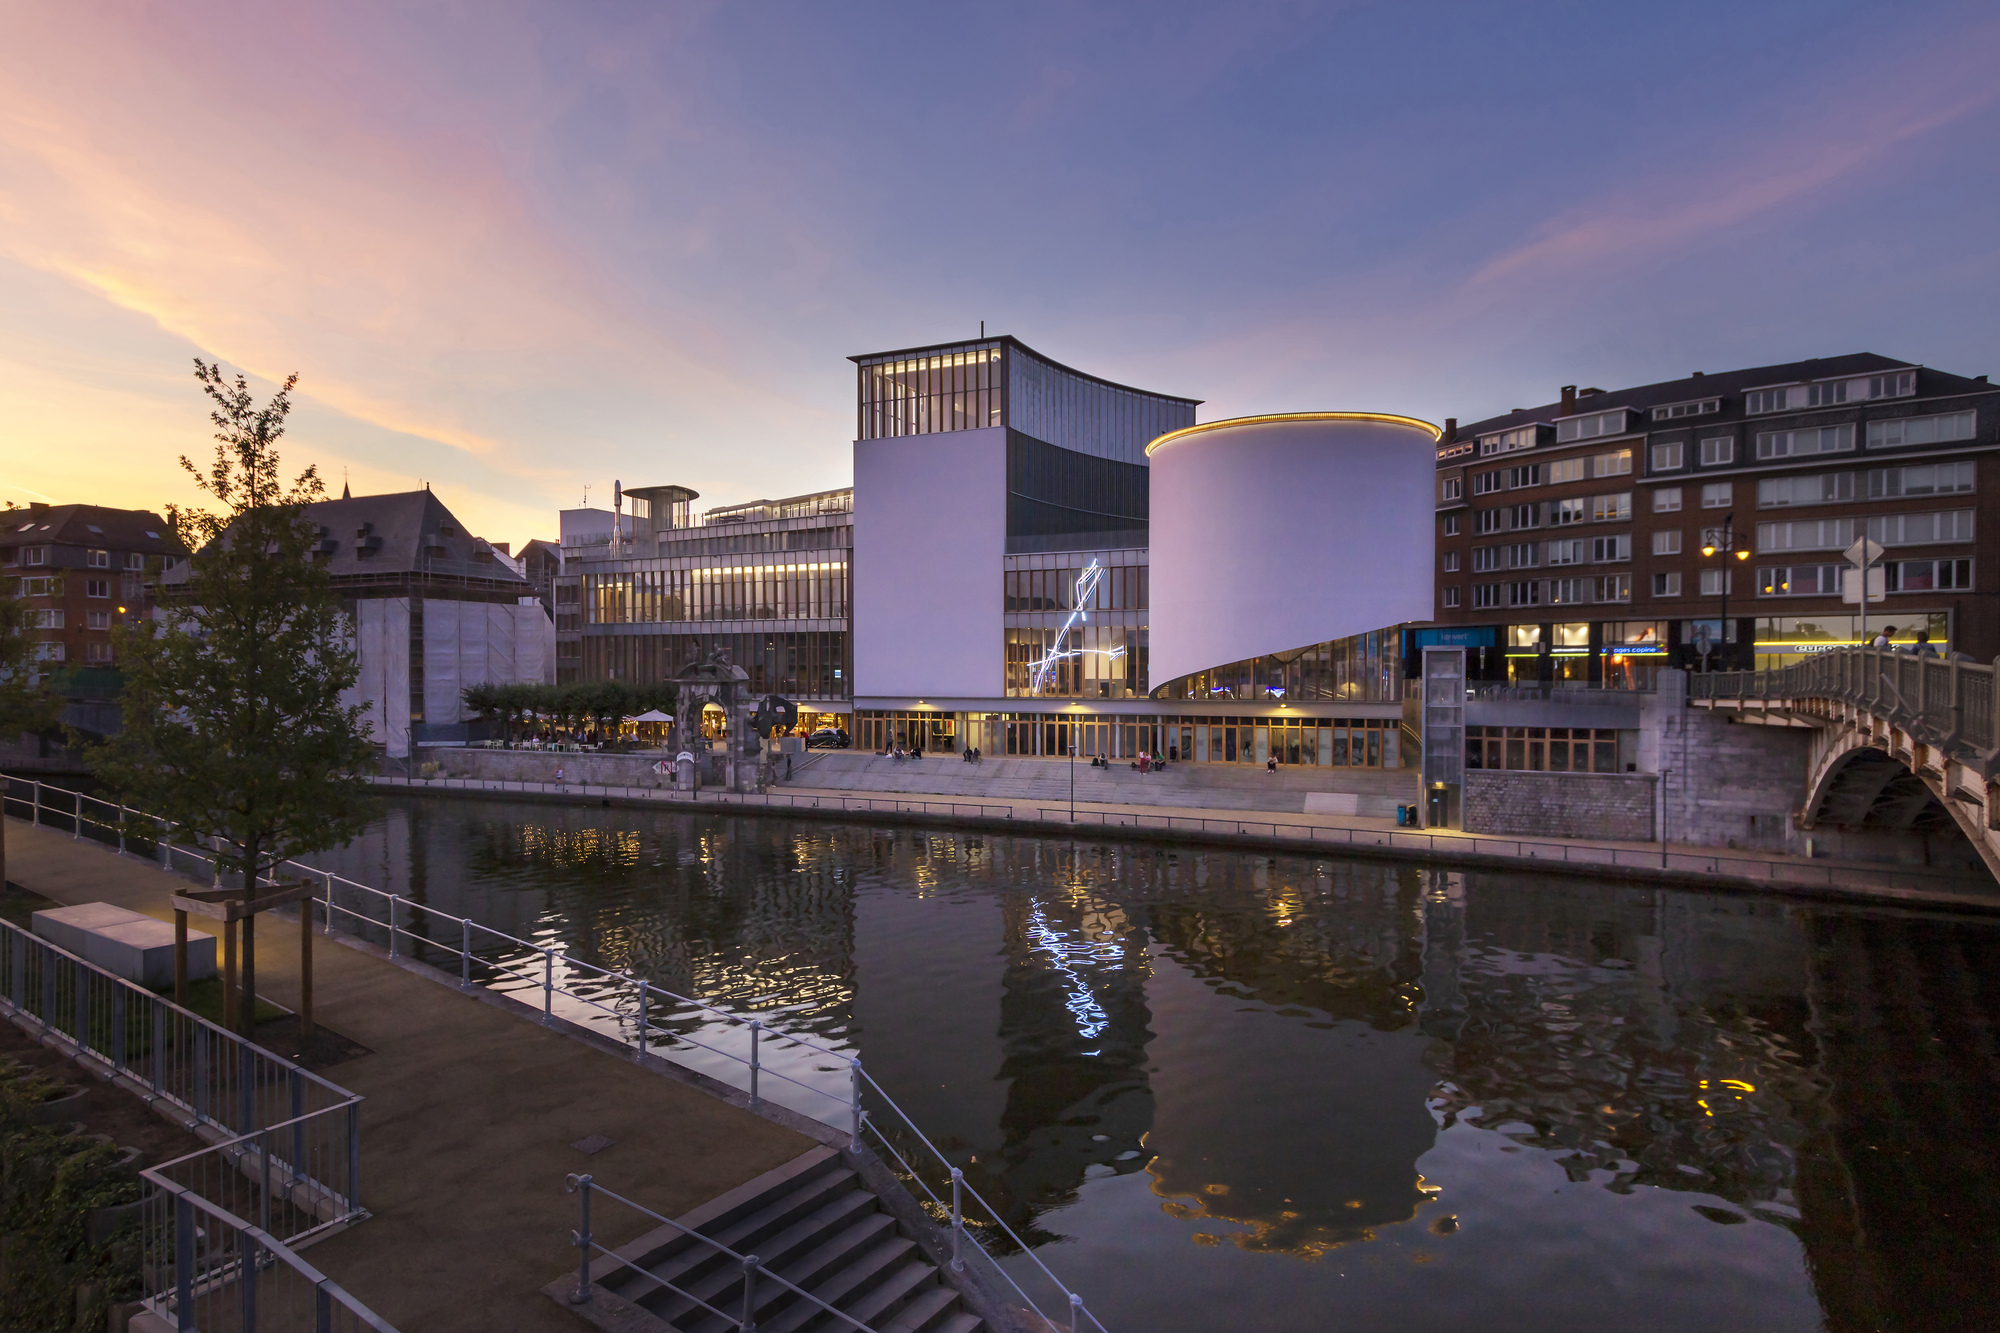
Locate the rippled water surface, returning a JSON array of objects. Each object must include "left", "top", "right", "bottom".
[{"left": 319, "top": 797, "right": 2000, "bottom": 1333}]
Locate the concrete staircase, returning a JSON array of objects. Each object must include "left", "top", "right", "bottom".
[
  {"left": 784, "top": 752, "right": 1408, "bottom": 817},
  {"left": 583, "top": 1148, "right": 984, "bottom": 1333}
]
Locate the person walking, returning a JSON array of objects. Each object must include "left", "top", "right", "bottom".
[
  {"left": 1871, "top": 625, "right": 1895, "bottom": 649},
  {"left": 1914, "top": 630, "right": 1939, "bottom": 657}
]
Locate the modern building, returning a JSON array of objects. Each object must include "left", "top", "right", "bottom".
[
  {"left": 1, "top": 503, "right": 179, "bottom": 674},
  {"left": 554, "top": 483, "right": 854, "bottom": 734},
  {"left": 1431, "top": 354, "right": 1998, "bottom": 685},
  {"left": 850, "top": 335, "right": 1437, "bottom": 766},
  {"left": 297, "top": 489, "right": 554, "bottom": 756}
]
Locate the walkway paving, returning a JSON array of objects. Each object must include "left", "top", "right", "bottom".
[{"left": 4, "top": 819, "right": 814, "bottom": 1333}]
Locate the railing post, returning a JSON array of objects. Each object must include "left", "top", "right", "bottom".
[
  {"left": 740, "top": 1255, "right": 761, "bottom": 1333},
  {"left": 749, "top": 1019, "right": 762, "bottom": 1106},
  {"left": 544, "top": 947, "right": 555, "bottom": 1025},
  {"left": 849, "top": 1058, "right": 864, "bottom": 1147},
  {"left": 118, "top": 804, "right": 127, "bottom": 855},
  {"left": 73, "top": 788, "right": 81, "bottom": 839},
  {"left": 1070, "top": 1291, "right": 1085, "bottom": 1333},
  {"left": 32, "top": 779, "right": 40, "bottom": 827},
  {"left": 461, "top": 918, "right": 473, "bottom": 990},
  {"left": 950, "top": 1167, "right": 964, "bottom": 1271},
  {"left": 568, "top": 1172, "right": 594, "bottom": 1304},
  {"left": 324, "top": 872, "right": 335, "bottom": 936},
  {"left": 175, "top": 1193, "right": 195, "bottom": 1332},
  {"left": 348, "top": 1099, "right": 361, "bottom": 1218},
  {"left": 386, "top": 895, "right": 399, "bottom": 958},
  {"left": 636, "top": 980, "right": 649, "bottom": 1060}
]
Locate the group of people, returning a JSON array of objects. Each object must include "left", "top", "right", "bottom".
[
  {"left": 1870, "top": 626, "right": 1941, "bottom": 657},
  {"left": 959, "top": 746, "right": 984, "bottom": 764}
]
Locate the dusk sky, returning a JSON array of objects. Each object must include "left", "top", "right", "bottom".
[{"left": 4, "top": 0, "right": 1997, "bottom": 545}]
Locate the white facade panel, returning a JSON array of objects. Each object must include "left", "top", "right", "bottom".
[
  {"left": 344, "top": 596, "right": 411, "bottom": 758},
  {"left": 852, "top": 426, "right": 1007, "bottom": 700},
  {"left": 1148, "top": 415, "right": 1437, "bottom": 688}
]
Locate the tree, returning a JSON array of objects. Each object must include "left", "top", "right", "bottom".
[
  {"left": 0, "top": 579, "right": 64, "bottom": 890},
  {"left": 89, "top": 361, "right": 376, "bottom": 1035}
]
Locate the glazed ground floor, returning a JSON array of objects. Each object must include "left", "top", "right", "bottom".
[{"left": 854, "top": 703, "right": 1410, "bottom": 767}]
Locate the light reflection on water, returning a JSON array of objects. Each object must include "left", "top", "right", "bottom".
[{"left": 318, "top": 797, "right": 2000, "bottom": 1333}]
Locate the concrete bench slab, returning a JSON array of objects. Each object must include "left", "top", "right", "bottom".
[{"left": 31, "top": 902, "right": 216, "bottom": 988}]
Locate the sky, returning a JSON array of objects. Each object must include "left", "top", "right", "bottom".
[{"left": 2, "top": 0, "right": 1997, "bottom": 546}]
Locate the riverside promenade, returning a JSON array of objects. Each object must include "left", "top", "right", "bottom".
[
  {"left": 3, "top": 818, "right": 815, "bottom": 1333},
  {"left": 367, "top": 772, "right": 2000, "bottom": 913}
]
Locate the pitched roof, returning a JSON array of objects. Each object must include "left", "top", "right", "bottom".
[
  {"left": 299, "top": 490, "right": 526, "bottom": 582},
  {"left": 0, "top": 504, "right": 180, "bottom": 554}
]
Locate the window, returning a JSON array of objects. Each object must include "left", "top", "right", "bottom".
[
  {"left": 33, "top": 609, "right": 63, "bottom": 629},
  {"left": 1591, "top": 449, "right": 1633, "bottom": 478},
  {"left": 1753, "top": 508, "right": 1975, "bottom": 552},
  {"left": 1592, "top": 534, "right": 1631, "bottom": 562},
  {"left": 1590, "top": 493, "right": 1632, "bottom": 522},
  {"left": 1474, "top": 510, "right": 1502, "bottom": 535},
  {"left": 1756, "top": 565, "right": 1843, "bottom": 596},
  {"left": 86, "top": 549, "right": 109, "bottom": 568},
  {"left": 1556, "top": 410, "right": 1628, "bottom": 443},
  {"left": 1473, "top": 546, "right": 1501, "bottom": 572},
  {"left": 34, "top": 641, "right": 64, "bottom": 662},
  {"left": 1868, "top": 460, "right": 1975, "bottom": 498},
  {"left": 1440, "top": 477, "right": 1463, "bottom": 501},
  {"left": 17, "top": 576, "right": 57, "bottom": 597},
  {"left": 1700, "top": 483, "right": 1732, "bottom": 509},
  {"left": 1653, "top": 399, "right": 1721, "bottom": 421},
  {"left": 1699, "top": 436, "right": 1735, "bottom": 466},
  {"left": 1547, "top": 538, "right": 1585, "bottom": 565},
  {"left": 1478, "top": 426, "right": 1539, "bottom": 457},
  {"left": 1758, "top": 472, "right": 1855, "bottom": 507},
  {"left": 1547, "top": 458, "right": 1585, "bottom": 484},
  {"left": 1549, "top": 577, "right": 1588, "bottom": 604},
  {"left": 1756, "top": 424, "right": 1855, "bottom": 459},
  {"left": 1441, "top": 586, "right": 1461, "bottom": 608},
  {"left": 1746, "top": 372, "right": 1915, "bottom": 414},
  {"left": 1508, "top": 542, "right": 1538, "bottom": 568},
  {"left": 1651, "top": 442, "right": 1684, "bottom": 471},
  {"left": 86, "top": 609, "right": 110, "bottom": 630},
  {"left": 1473, "top": 583, "right": 1502, "bottom": 609},
  {"left": 1699, "top": 569, "right": 1732, "bottom": 595},
  {"left": 1472, "top": 470, "right": 1503, "bottom": 495},
  {"left": 1551, "top": 497, "right": 1587, "bottom": 525},
  {"left": 1506, "top": 580, "right": 1541, "bottom": 607},
  {"left": 1652, "top": 530, "right": 1681, "bottom": 555},
  {"left": 1507, "top": 464, "right": 1541, "bottom": 489},
  {"left": 86, "top": 642, "right": 113, "bottom": 663},
  {"left": 1866, "top": 410, "right": 1977, "bottom": 449},
  {"left": 85, "top": 579, "right": 110, "bottom": 598},
  {"left": 1441, "top": 551, "right": 1460, "bottom": 572},
  {"left": 1464, "top": 724, "right": 1624, "bottom": 773},
  {"left": 1887, "top": 558, "right": 1974, "bottom": 592},
  {"left": 1595, "top": 573, "right": 1631, "bottom": 602},
  {"left": 22, "top": 547, "right": 44, "bottom": 566},
  {"left": 1652, "top": 572, "right": 1681, "bottom": 597},
  {"left": 1654, "top": 487, "right": 1683, "bottom": 513},
  {"left": 125, "top": 552, "right": 144, "bottom": 570},
  {"left": 1510, "top": 503, "right": 1541, "bottom": 529},
  {"left": 1442, "top": 514, "right": 1461, "bottom": 536}
]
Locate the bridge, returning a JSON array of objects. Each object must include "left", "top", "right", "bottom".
[{"left": 1689, "top": 647, "right": 2000, "bottom": 883}]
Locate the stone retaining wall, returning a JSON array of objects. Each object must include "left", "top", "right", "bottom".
[{"left": 1464, "top": 770, "right": 1658, "bottom": 841}]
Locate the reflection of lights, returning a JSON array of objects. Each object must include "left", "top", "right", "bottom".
[
  {"left": 1025, "top": 903, "right": 1115, "bottom": 1040},
  {"left": 1029, "top": 560, "right": 1109, "bottom": 694}
]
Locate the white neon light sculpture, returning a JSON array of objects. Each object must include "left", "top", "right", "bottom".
[{"left": 1028, "top": 559, "right": 1128, "bottom": 695}]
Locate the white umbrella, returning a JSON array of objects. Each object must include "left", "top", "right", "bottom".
[{"left": 630, "top": 709, "right": 674, "bottom": 723}]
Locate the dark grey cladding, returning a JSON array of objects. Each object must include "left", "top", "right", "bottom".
[{"left": 1005, "top": 430, "right": 1150, "bottom": 553}]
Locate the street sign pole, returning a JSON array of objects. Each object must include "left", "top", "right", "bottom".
[{"left": 1844, "top": 536, "right": 1886, "bottom": 645}]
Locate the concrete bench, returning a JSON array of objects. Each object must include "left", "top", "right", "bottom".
[{"left": 31, "top": 902, "right": 216, "bottom": 989}]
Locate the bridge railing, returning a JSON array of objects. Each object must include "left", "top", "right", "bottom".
[{"left": 1688, "top": 647, "right": 1996, "bottom": 755}]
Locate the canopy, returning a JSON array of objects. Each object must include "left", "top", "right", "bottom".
[{"left": 630, "top": 709, "right": 674, "bottom": 723}]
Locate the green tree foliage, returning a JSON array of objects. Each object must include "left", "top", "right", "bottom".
[
  {"left": 0, "top": 563, "right": 64, "bottom": 889},
  {"left": 459, "top": 680, "right": 676, "bottom": 743},
  {"left": 89, "top": 362, "right": 375, "bottom": 1032}
]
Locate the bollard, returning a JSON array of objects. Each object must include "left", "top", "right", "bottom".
[{"left": 749, "top": 1020, "right": 763, "bottom": 1107}]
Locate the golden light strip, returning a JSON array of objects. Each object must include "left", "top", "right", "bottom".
[{"left": 1145, "top": 411, "right": 1444, "bottom": 456}]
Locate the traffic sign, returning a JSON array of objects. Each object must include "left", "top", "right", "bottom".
[
  {"left": 1844, "top": 536, "right": 1884, "bottom": 568},
  {"left": 1842, "top": 566, "right": 1886, "bottom": 604}
]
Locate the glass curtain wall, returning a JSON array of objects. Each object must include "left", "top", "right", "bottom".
[
  {"left": 581, "top": 632, "right": 849, "bottom": 700},
  {"left": 1008, "top": 346, "right": 1197, "bottom": 465},
  {"left": 1004, "top": 557, "right": 1149, "bottom": 699},
  {"left": 1152, "top": 630, "right": 1406, "bottom": 705},
  {"left": 587, "top": 562, "right": 849, "bottom": 624},
  {"left": 856, "top": 342, "right": 1004, "bottom": 440}
]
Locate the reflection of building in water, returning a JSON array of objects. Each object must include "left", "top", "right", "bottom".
[{"left": 1792, "top": 914, "right": 2000, "bottom": 1333}]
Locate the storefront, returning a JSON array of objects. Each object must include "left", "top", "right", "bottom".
[
  {"left": 858, "top": 710, "right": 1407, "bottom": 766},
  {"left": 1752, "top": 611, "right": 1952, "bottom": 670}
]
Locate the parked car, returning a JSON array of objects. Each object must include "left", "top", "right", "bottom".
[{"left": 807, "top": 728, "right": 851, "bottom": 749}]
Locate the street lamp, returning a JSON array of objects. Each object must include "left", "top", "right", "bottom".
[{"left": 1698, "top": 512, "right": 1752, "bottom": 672}]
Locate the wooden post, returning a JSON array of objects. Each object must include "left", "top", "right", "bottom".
[
  {"left": 221, "top": 918, "right": 238, "bottom": 1031},
  {"left": 174, "top": 909, "right": 189, "bottom": 1007},
  {"left": 299, "top": 900, "right": 314, "bottom": 1039},
  {"left": 240, "top": 911, "right": 257, "bottom": 1038}
]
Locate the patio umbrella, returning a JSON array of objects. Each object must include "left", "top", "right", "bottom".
[{"left": 630, "top": 709, "right": 674, "bottom": 723}]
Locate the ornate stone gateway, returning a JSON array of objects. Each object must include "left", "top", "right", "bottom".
[{"left": 668, "top": 648, "right": 759, "bottom": 793}]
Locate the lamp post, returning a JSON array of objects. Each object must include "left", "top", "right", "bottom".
[{"left": 1699, "top": 512, "right": 1752, "bottom": 672}]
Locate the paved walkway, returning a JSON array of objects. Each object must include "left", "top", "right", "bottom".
[{"left": 5, "top": 819, "right": 814, "bottom": 1333}]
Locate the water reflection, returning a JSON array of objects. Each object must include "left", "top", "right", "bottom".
[{"left": 318, "top": 798, "right": 2000, "bottom": 1332}]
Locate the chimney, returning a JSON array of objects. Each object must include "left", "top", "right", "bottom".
[
  {"left": 1560, "top": 385, "right": 1577, "bottom": 416},
  {"left": 29, "top": 502, "right": 49, "bottom": 513},
  {"left": 1443, "top": 417, "right": 1457, "bottom": 443},
  {"left": 491, "top": 541, "right": 511, "bottom": 555}
]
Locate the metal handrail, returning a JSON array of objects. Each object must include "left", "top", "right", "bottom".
[
  {"left": 1687, "top": 645, "right": 1996, "bottom": 755},
  {"left": 2, "top": 781, "right": 1102, "bottom": 1332}
]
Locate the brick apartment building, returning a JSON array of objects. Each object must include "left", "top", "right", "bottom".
[
  {"left": 1429, "top": 354, "right": 1998, "bottom": 685},
  {"left": 1, "top": 502, "right": 179, "bottom": 674}
]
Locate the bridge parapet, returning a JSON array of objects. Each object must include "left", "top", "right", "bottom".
[{"left": 1690, "top": 647, "right": 1998, "bottom": 769}]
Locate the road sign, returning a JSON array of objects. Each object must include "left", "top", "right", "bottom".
[
  {"left": 1842, "top": 566, "right": 1886, "bottom": 604},
  {"left": 1844, "top": 536, "right": 1884, "bottom": 568}
]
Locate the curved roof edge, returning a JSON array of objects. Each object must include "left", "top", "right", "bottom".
[
  {"left": 1145, "top": 411, "right": 1443, "bottom": 457},
  {"left": 849, "top": 334, "right": 1203, "bottom": 407}
]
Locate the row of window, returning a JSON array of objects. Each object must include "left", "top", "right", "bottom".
[
  {"left": 1457, "top": 560, "right": 1973, "bottom": 605},
  {"left": 1755, "top": 508, "right": 1974, "bottom": 554},
  {"left": 1743, "top": 372, "right": 1916, "bottom": 415},
  {"left": 13, "top": 576, "right": 114, "bottom": 598},
  {"left": 4, "top": 547, "right": 146, "bottom": 569},
  {"left": 1753, "top": 560, "right": 1973, "bottom": 596},
  {"left": 1002, "top": 563, "right": 1146, "bottom": 612},
  {"left": 1457, "top": 492, "right": 1633, "bottom": 536},
  {"left": 584, "top": 563, "right": 850, "bottom": 625},
  {"left": 1468, "top": 575, "right": 1631, "bottom": 609},
  {"left": 1465, "top": 726, "right": 1626, "bottom": 773},
  {"left": 1756, "top": 461, "right": 1974, "bottom": 507},
  {"left": 30, "top": 642, "right": 115, "bottom": 663},
  {"left": 28, "top": 610, "right": 118, "bottom": 629}
]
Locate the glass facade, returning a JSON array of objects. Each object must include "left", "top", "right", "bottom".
[
  {"left": 1003, "top": 551, "right": 1148, "bottom": 698},
  {"left": 582, "top": 631, "right": 848, "bottom": 700},
  {"left": 586, "top": 560, "right": 848, "bottom": 624},
  {"left": 1152, "top": 629, "right": 1406, "bottom": 704},
  {"left": 1752, "top": 610, "right": 1951, "bottom": 669},
  {"left": 853, "top": 337, "right": 1197, "bottom": 465},
  {"left": 856, "top": 711, "right": 1405, "bottom": 767},
  {"left": 1465, "top": 726, "right": 1628, "bottom": 772}
]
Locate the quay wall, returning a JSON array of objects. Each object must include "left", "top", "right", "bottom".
[{"left": 1464, "top": 771, "right": 1656, "bottom": 842}]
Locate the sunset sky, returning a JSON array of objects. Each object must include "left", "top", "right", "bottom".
[{"left": 3, "top": 0, "right": 1997, "bottom": 546}]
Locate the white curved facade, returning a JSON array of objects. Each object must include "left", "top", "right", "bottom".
[{"left": 1148, "top": 413, "right": 1440, "bottom": 690}]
